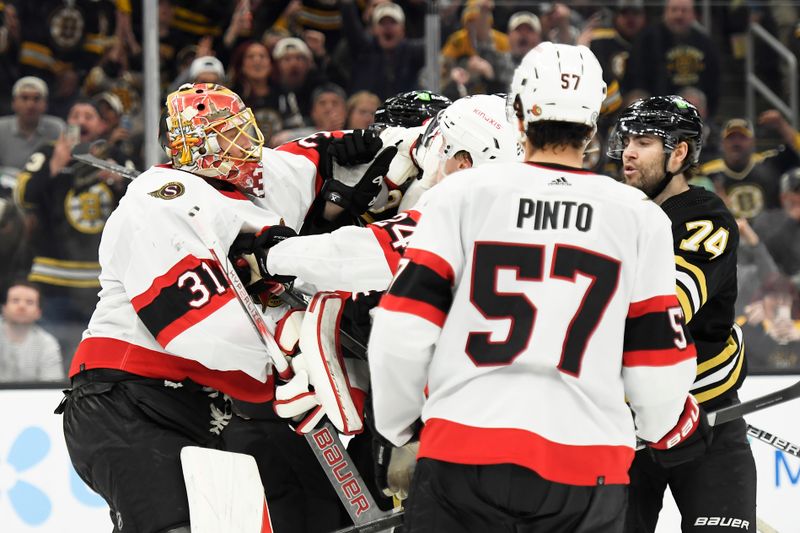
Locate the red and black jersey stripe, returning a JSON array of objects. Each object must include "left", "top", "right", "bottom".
[
  {"left": 369, "top": 210, "right": 421, "bottom": 273},
  {"left": 131, "top": 255, "right": 233, "bottom": 347},
  {"left": 623, "top": 295, "right": 696, "bottom": 367},
  {"left": 380, "top": 248, "right": 455, "bottom": 327}
]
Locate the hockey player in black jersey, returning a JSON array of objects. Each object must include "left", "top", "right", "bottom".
[{"left": 608, "top": 95, "right": 756, "bottom": 532}]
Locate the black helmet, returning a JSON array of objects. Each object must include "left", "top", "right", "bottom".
[
  {"left": 373, "top": 91, "right": 452, "bottom": 128},
  {"left": 606, "top": 95, "right": 704, "bottom": 171}
]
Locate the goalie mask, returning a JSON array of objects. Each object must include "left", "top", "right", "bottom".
[{"left": 163, "top": 83, "right": 266, "bottom": 197}]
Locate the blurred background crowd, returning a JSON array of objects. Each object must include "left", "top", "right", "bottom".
[{"left": 0, "top": 0, "right": 799, "bottom": 383}]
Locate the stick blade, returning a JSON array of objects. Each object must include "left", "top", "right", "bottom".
[{"left": 181, "top": 446, "right": 272, "bottom": 533}]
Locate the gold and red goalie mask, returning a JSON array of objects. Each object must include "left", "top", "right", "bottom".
[{"left": 164, "top": 84, "right": 266, "bottom": 196}]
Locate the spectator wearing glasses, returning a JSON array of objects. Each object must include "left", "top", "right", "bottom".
[{"left": 0, "top": 77, "right": 65, "bottom": 173}]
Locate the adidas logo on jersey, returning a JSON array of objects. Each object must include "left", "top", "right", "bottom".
[{"left": 549, "top": 177, "right": 571, "bottom": 186}]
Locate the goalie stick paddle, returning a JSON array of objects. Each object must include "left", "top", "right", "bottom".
[{"left": 304, "top": 421, "right": 398, "bottom": 528}]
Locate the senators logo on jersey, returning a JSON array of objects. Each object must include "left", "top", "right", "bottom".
[{"left": 149, "top": 182, "right": 186, "bottom": 200}]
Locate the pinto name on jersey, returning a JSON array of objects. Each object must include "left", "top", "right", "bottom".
[{"left": 516, "top": 197, "right": 594, "bottom": 231}]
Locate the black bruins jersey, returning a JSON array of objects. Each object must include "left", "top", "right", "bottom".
[
  {"left": 702, "top": 145, "right": 799, "bottom": 220},
  {"left": 661, "top": 186, "right": 744, "bottom": 409},
  {"left": 15, "top": 143, "right": 127, "bottom": 306}
]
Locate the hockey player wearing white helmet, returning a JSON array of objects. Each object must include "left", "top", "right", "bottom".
[
  {"left": 58, "top": 83, "right": 398, "bottom": 533},
  {"left": 224, "top": 94, "right": 520, "bottom": 504},
  {"left": 368, "top": 42, "right": 698, "bottom": 532}
]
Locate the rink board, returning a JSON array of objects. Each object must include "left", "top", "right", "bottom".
[{"left": 0, "top": 376, "right": 798, "bottom": 532}]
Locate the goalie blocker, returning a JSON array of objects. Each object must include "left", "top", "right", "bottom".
[{"left": 274, "top": 292, "right": 370, "bottom": 435}]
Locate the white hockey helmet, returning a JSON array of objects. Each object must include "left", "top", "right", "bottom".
[
  {"left": 507, "top": 42, "right": 606, "bottom": 130},
  {"left": 436, "top": 94, "right": 523, "bottom": 166}
]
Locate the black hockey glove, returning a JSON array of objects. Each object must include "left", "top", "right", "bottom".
[
  {"left": 251, "top": 225, "right": 298, "bottom": 284},
  {"left": 328, "top": 129, "right": 384, "bottom": 167},
  {"left": 320, "top": 146, "right": 398, "bottom": 215},
  {"left": 647, "top": 396, "right": 713, "bottom": 469},
  {"left": 307, "top": 129, "right": 384, "bottom": 182}
]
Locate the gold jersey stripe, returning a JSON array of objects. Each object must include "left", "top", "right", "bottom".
[
  {"left": 696, "top": 332, "right": 739, "bottom": 375},
  {"left": 28, "top": 273, "right": 101, "bottom": 288},
  {"left": 694, "top": 337, "right": 745, "bottom": 404},
  {"left": 33, "top": 257, "right": 102, "bottom": 269},
  {"left": 675, "top": 255, "right": 707, "bottom": 306}
]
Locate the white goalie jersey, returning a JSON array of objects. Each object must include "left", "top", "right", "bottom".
[
  {"left": 71, "top": 165, "right": 291, "bottom": 402},
  {"left": 369, "top": 161, "right": 698, "bottom": 486}
]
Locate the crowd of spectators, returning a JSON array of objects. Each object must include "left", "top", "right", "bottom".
[{"left": 0, "top": 0, "right": 799, "bottom": 382}]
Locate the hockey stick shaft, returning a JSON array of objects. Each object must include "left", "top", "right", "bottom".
[
  {"left": 706, "top": 380, "right": 800, "bottom": 426},
  {"left": 73, "top": 153, "right": 142, "bottom": 180},
  {"left": 746, "top": 424, "right": 800, "bottom": 458}
]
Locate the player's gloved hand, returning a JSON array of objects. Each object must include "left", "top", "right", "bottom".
[
  {"left": 321, "top": 146, "right": 398, "bottom": 215},
  {"left": 384, "top": 441, "right": 419, "bottom": 500},
  {"left": 250, "top": 225, "right": 297, "bottom": 284},
  {"left": 647, "top": 395, "right": 713, "bottom": 468},
  {"left": 328, "top": 129, "right": 384, "bottom": 167}
]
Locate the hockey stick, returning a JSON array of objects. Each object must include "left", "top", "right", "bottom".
[
  {"left": 73, "top": 153, "right": 142, "bottom": 180},
  {"left": 187, "top": 208, "right": 400, "bottom": 530},
  {"left": 746, "top": 425, "right": 800, "bottom": 458}
]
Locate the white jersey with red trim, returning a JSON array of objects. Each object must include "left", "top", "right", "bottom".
[
  {"left": 267, "top": 210, "right": 422, "bottom": 292},
  {"left": 71, "top": 165, "right": 291, "bottom": 402},
  {"left": 369, "top": 161, "right": 697, "bottom": 487}
]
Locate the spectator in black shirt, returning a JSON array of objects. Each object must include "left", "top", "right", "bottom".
[
  {"left": 625, "top": 0, "right": 720, "bottom": 117},
  {"left": 336, "top": 1, "right": 425, "bottom": 101}
]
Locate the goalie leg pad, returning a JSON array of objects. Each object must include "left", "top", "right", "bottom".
[{"left": 300, "top": 292, "right": 367, "bottom": 435}]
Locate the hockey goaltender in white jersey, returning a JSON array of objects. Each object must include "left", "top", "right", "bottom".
[
  {"left": 369, "top": 160, "right": 699, "bottom": 486},
  {"left": 70, "top": 164, "right": 290, "bottom": 401}
]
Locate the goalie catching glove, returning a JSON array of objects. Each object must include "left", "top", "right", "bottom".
[{"left": 273, "top": 292, "right": 369, "bottom": 435}]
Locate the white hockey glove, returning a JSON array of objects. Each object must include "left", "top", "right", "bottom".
[
  {"left": 379, "top": 125, "right": 426, "bottom": 190},
  {"left": 384, "top": 441, "right": 419, "bottom": 501},
  {"left": 273, "top": 292, "right": 369, "bottom": 435}
]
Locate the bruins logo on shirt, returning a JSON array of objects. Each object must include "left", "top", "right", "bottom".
[
  {"left": 65, "top": 182, "right": 114, "bottom": 234},
  {"left": 149, "top": 182, "right": 186, "bottom": 200},
  {"left": 666, "top": 46, "right": 705, "bottom": 86},
  {"left": 727, "top": 184, "right": 765, "bottom": 219},
  {"left": 49, "top": 3, "right": 85, "bottom": 50}
]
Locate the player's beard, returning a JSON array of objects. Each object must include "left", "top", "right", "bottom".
[{"left": 624, "top": 155, "right": 666, "bottom": 198}]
